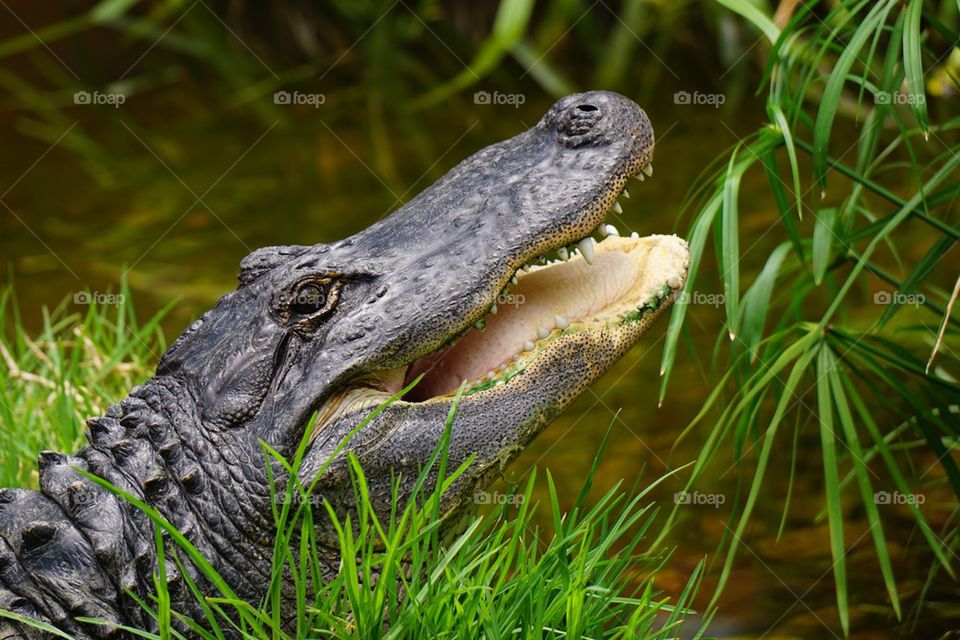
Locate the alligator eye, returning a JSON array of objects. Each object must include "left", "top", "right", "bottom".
[
  {"left": 292, "top": 283, "right": 325, "bottom": 314},
  {"left": 285, "top": 278, "right": 340, "bottom": 321}
]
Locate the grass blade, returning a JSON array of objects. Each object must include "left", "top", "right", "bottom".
[
  {"left": 827, "top": 363, "right": 901, "bottom": 619},
  {"left": 902, "top": 0, "right": 929, "bottom": 138},
  {"left": 816, "top": 346, "right": 849, "bottom": 636},
  {"left": 659, "top": 193, "right": 722, "bottom": 404},
  {"left": 721, "top": 146, "right": 742, "bottom": 341},
  {"left": 812, "top": 207, "right": 837, "bottom": 286},
  {"left": 714, "top": 0, "right": 781, "bottom": 43},
  {"left": 740, "top": 242, "right": 791, "bottom": 358},
  {"left": 768, "top": 103, "right": 804, "bottom": 220}
]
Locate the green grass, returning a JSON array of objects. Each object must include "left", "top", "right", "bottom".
[
  {"left": 0, "top": 282, "right": 171, "bottom": 487},
  {"left": 0, "top": 288, "right": 705, "bottom": 638},
  {"left": 656, "top": 1, "right": 960, "bottom": 635}
]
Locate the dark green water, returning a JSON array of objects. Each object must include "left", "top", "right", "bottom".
[{"left": 1, "top": 91, "right": 952, "bottom": 638}]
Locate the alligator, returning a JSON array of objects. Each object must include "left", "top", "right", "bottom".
[{"left": 0, "top": 91, "right": 689, "bottom": 638}]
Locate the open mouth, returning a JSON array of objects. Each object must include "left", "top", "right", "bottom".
[
  {"left": 399, "top": 232, "right": 689, "bottom": 402},
  {"left": 362, "top": 163, "right": 690, "bottom": 405}
]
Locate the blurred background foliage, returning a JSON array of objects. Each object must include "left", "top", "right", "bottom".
[{"left": 1, "top": 0, "right": 959, "bottom": 637}]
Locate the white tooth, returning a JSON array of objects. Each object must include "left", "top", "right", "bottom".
[
  {"left": 643, "top": 164, "right": 653, "bottom": 177},
  {"left": 487, "top": 371, "right": 496, "bottom": 379},
  {"left": 667, "top": 275, "right": 681, "bottom": 288},
  {"left": 635, "top": 173, "right": 645, "bottom": 182},
  {"left": 554, "top": 315, "right": 569, "bottom": 330},
  {"left": 557, "top": 247, "right": 569, "bottom": 261},
  {"left": 622, "top": 187, "right": 630, "bottom": 198},
  {"left": 612, "top": 201, "right": 623, "bottom": 214},
  {"left": 489, "top": 304, "right": 498, "bottom": 315},
  {"left": 630, "top": 231, "right": 639, "bottom": 239},
  {"left": 521, "top": 264, "right": 531, "bottom": 272},
  {"left": 604, "top": 224, "right": 620, "bottom": 237},
  {"left": 510, "top": 274, "right": 518, "bottom": 285},
  {"left": 524, "top": 340, "right": 535, "bottom": 351},
  {"left": 578, "top": 237, "right": 596, "bottom": 265},
  {"left": 537, "top": 326, "right": 550, "bottom": 340},
  {"left": 597, "top": 224, "right": 608, "bottom": 237}
]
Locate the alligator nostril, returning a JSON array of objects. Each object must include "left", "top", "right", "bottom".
[{"left": 576, "top": 104, "right": 598, "bottom": 112}]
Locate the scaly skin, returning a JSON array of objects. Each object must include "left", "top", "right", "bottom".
[{"left": 0, "top": 91, "right": 688, "bottom": 638}]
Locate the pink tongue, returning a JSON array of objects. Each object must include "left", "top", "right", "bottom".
[{"left": 403, "top": 251, "right": 638, "bottom": 401}]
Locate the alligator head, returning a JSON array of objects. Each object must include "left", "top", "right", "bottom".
[
  {"left": 153, "top": 89, "right": 682, "bottom": 497},
  {"left": 0, "top": 91, "right": 688, "bottom": 635},
  {"left": 156, "top": 90, "right": 689, "bottom": 541}
]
